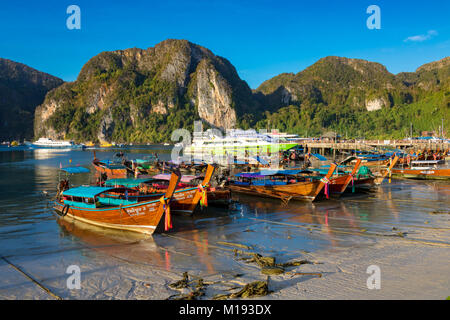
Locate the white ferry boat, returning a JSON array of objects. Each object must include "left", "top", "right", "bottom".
[
  {"left": 182, "top": 129, "right": 298, "bottom": 156},
  {"left": 30, "top": 138, "right": 84, "bottom": 149}
]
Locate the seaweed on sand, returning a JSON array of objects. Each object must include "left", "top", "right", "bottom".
[
  {"left": 167, "top": 272, "right": 207, "bottom": 300},
  {"left": 237, "top": 252, "right": 314, "bottom": 275},
  {"left": 213, "top": 279, "right": 272, "bottom": 300}
]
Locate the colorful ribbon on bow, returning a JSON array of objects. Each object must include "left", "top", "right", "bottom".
[
  {"left": 387, "top": 167, "right": 392, "bottom": 184},
  {"left": 320, "top": 177, "right": 330, "bottom": 199},
  {"left": 197, "top": 184, "right": 208, "bottom": 207},
  {"left": 349, "top": 173, "right": 355, "bottom": 193},
  {"left": 160, "top": 196, "right": 172, "bottom": 231}
]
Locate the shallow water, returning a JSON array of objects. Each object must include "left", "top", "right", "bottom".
[{"left": 0, "top": 148, "right": 449, "bottom": 299}]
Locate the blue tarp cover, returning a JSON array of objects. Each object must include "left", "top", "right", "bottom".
[
  {"left": 60, "top": 166, "right": 90, "bottom": 174},
  {"left": 63, "top": 186, "right": 116, "bottom": 198},
  {"left": 311, "top": 153, "right": 328, "bottom": 161},
  {"left": 105, "top": 178, "right": 153, "bottom": 187}
]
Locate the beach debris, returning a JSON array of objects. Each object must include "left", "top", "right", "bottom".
[
  {"left": 244, "top": 253, "right": 276, "bottom": 268},
  {"left": 237, "top": 251, "right": 314, "bottom": 276},
  {"left": 261, "top": 266, "right": 285, "bottom": 275},
  {"left": 217, "top": 241, "right": 253, "bottom": 250},
  {"left": 167, "top": 273, "right": 208, "bottom": 300},
  {"left": 429, "top": 210, "right": 450, "bottom": 215},
  {"left": 168, "top": 272, "right": 189, "bottom": 289},
  {"left": 281, "top": 260, "right": 313, "bottom": 267},
  {"left": 213, "top": 279, "right": 272, "bottom": 300},
  {"left": 288, "top": 272, "right": 322, "bottom": 278},
  {"left": 383, "top": 231, "right": 408, "bottom": 237}
]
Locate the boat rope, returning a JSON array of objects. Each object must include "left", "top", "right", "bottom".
[
  {"left": 197, "top": 184, "right": 208, "bottom": 207},
  {"left": 320, "top": 177, "right": 330, "bottom": 199},
  {"left": 1, "top": 256, "right": 62, "bottom": 300},
  {"left": 349, "top": 173, "right": 355, "bottom": 193},
  {"left": 160, "top": 196, "right": 172, "bottom": 231}
]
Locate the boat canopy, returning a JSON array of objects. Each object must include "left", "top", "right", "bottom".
[
  {"left": 235, "top": 169, "right": 305, "bottom": 178},
  {"left": 234, "top": 172, "right": 266, "bottom": 178},
  {"left": 60, "top": 166, "right": 90, "bottom": 174},
  {"left": 152, "top": 174, "right": 200, "bottom": 183},
  {"left": 310, "top": 153, "right": 328, "bottom": 161},
  {"left": 62, "top": 186, "right": 116, "bottom": 198},
  {"left": 104, "top": 178, "right": 153, "bottom": 188},
  {"left": 259, "top": 169, "right": 305, "bottom": 175},
  {"left": 411, "top": 160, "right": 441, "bottom": 165}
]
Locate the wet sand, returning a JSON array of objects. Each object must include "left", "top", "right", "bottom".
[{"left": 0, "top": 150, "right": 449, "bottom": 299}]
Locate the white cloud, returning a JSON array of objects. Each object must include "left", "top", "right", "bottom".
[{"left": 404, "top": 30, "right": 438, "bottom": 42}]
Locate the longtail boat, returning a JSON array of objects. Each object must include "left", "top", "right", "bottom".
[
  {"left": 150, "top": 172, "right": 231, "bottom": 207},
  {"left": 229, "top": 163, "right": 337, "bottom": 202},
  {"left": 391, "top": 160, "right": 450, "bottom": 180},
  {"left": 103, "top": 164, "right": 217, "bottom": 215},
  {"left": 328, "top": 159, "right": 362, "bottom": 196},
  {"left": 92, "top": 151, "right": 128, "bottom": 178},
  {"left": 53, "top": 172, "right": 181, "bottom": 235},
  {"left": 374, "top": 155, "right": 399, "bottom": 185}
]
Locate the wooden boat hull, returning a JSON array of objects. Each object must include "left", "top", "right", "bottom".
[
  {"left": 355, "top": 159, "right": 388, "bottom": 166},
  {"left": 54, "top": 199, "right": 165, "bottom": 235},
  {"left": 206, "top": 188, "right": 232, "bottom": 207},
  {"left": 229, "top": 163, "right": 337, "bottom": 202},
  {"left": 230, "top": 180, "right": 323, "bottom": 201},
  {"left": 129, "top": 164, "right": 217, "bottom": 215},
  {"left": 353, "top": 177, "right": 375, "bottom": 189},
  {"left": 391, "top": 168, "right": 450, "bottom": 180},
  {"left": 54, "top": 172, "right": 181, "bottom": 235},
  {"left": 93, "top": 161, "right": 127, "bottom": 178},
  {"left": 329, "top": 175, "right": 351, "bottom": 194}
]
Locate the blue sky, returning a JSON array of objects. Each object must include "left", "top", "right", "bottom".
[{"left": 0, "top": 0, "right": 448, "bottom": 88}]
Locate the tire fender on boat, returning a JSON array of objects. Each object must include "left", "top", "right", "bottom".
[{"left": 61, "top": 204, "right": 70, "bottom": 217}]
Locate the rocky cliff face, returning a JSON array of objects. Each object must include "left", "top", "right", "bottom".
[
  {"left": 0, "top": 58, "right": 63, "bottom": 141},
  {"left": 34, "top": 39, "right": 258, "bottom": 143}
]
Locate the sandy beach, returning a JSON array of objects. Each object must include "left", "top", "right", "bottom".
[{"left": 1, "top": 166, "right": 448, "bottom": 300}]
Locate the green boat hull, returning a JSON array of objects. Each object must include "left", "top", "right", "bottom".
[{"left": 184, "top": 143, "right": 298, "bottom": 155}]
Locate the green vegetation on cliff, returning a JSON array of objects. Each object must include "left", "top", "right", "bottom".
[
  {"left": 254, "top": 56, "right": 449, "bottom": 138},
  {"left": 31, "top": 41, "right": 449, "bottom": 142}
]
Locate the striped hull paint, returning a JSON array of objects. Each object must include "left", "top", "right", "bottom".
[
  {"left": 53, "top": 173, "right": 181, "bottom": 235},
  {"left": 54, "top": 199, "right": 165, "bottom": 235},
  {"left": 184, "top": 143, "right": 298, "bottom": 155},
  {"left": 229, "top": 163, "right": 337, "bottom": 202},
  {"left": 391, "top": 168, "right": 450, "bottom": 180}
]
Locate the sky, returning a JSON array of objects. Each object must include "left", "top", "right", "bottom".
[{"left": 0, "top": 0, "right": 449, "bottom": 88}]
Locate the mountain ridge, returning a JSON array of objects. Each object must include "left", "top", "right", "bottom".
[
  {"left": 1, "top": 40, "right": 448, "bottom": 142},
  {"left": 0, "top": 58, "right": 64, "bottom": 141}
]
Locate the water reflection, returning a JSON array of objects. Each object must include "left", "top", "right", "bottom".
[{"left": 0, "top": 149, "right": 449, "bottom": 298}]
